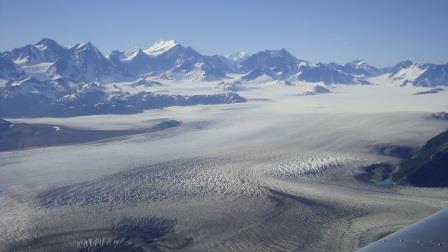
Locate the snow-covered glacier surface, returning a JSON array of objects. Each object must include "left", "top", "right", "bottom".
[{"left": 1, "top": 83, "right": 448, "bottom": 251}]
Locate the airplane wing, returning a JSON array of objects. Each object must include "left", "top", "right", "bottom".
[{"left": 358, "top": 209, "right": 448, "bottom": 251}]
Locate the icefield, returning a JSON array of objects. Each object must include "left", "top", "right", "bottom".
[{"left": 1, "top": 81, "right": 448, "bottom": 251}]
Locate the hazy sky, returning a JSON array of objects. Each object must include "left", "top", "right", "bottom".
[{"left": 1, "top": 0, "right": 447, "bottom": 67}]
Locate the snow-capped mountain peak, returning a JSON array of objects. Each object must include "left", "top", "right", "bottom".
[
  {"left": 240, "top": 48, "right": 302, "bottom": 80},
  {"left": 392, "top": 63, "right": 425, "bottom": 80},
  {"left": 35, "top": 39, "right": 50, "bottom": 50},
  {"left": 265, "top": 48, "right": 295, "bottom": 59},
  {"left": 35, "top": 38, "right": 65, "bottom": 51},
  {"left": 391, "top": 60, "right": 414, "bottom": 74},
  {"left": 72, "top": 42, "right": 99, "bottom": 53},
  {"left": 341, "top": 59, "right": 381, "bottom": 77},
  {"left": 122, "top": 48, "right": 146, "bottom": 61},
  {"left": 0, "top": 39, "right": 69, "bottom": 65},
  {"left": 1, "top": 38, "right": 448, "bottom": 88},
  {"left": 347, "top": 59, "right": 369, "bottom": 69},
  {"left": 227, "top": 51, "right": 249, "bottom": 62},
  {"left": 69, "top": 42, "right": 109, "bottom": 64},
  {"left": 144, "top": 40, "right": 179, "bottom": 55},
  {"left": 384, "top": 61, "right": 448, "bottom": 87},
  {"left": 47, "top": 41, "right": 117, "bottom": 83}
]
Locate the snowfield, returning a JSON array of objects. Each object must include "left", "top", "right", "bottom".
[{"left": 1, "top": 80, "right": 448, "bottom": 251}]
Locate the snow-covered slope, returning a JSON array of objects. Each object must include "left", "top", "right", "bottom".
[
  {"left": 388, "top": 62, "right": 427, "bottom": 84},
  {"left": 413, "top": 63, "right": 448, "bottom": 86},
  {"left": 297, "top": 63, "right": 361, "bottom": 84},
  {"left": 143, "top": 40, "right": 179, "bottom": 55}
]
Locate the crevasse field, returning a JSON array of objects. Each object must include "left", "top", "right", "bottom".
[{"left": 1, "top": 80, "right": 448, "bottom": 251}]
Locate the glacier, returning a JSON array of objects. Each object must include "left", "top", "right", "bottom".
[{"left": 0, "top": 39, "right": 448, "bottom": 251}]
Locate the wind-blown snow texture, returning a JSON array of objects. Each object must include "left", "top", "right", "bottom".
[{"left": 1, "top": 78, "right": 448, "bottom": 251}]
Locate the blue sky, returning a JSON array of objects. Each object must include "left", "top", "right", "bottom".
[{"left": 0, "top": 0, "right": 447, "bottom": 67}]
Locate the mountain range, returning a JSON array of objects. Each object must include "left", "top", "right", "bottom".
[
  {"left": 0, "top": 38, "right": 447, "bottom": 117},
  {"left": 2, "top": 38, "right": 448, "bottom": 85}
]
